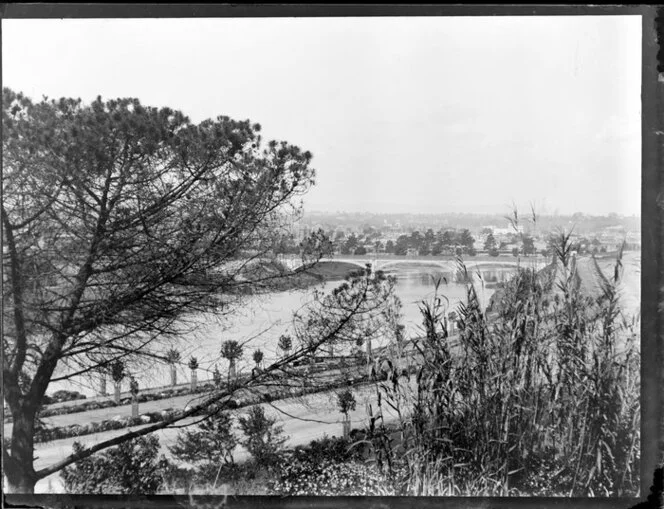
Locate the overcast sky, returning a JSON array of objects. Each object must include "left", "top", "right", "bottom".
[{"left": 2, "top": 16, "right": 642, "bottom": 216}]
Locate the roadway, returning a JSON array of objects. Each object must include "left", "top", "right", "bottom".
[{"left": 30, "top": 381, "right": 400, "bottom": 494}]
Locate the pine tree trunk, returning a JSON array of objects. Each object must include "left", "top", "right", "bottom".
[
  {"left": 366, "top": 339, "right": 372, "bottom": 363},
  {"left": 131, "top": 397, "right": 139, "bottom": 418},
  {"left": 5, "top": 411, "right": 38, "bottom": 493},
  {"left": 190, "top": 370, "right": 197, "bottom": 391},
  {"left": 170, "top": 364, "right": 177, "bottom": 386},
  {"left": 5, "top": 470, "right": 37, "bottom": 494},
  {"left": 229, "top": 361, "right": 236, "bottom": 381},
  {"left": 114, "top": 382, "right": 121, "bottom": 404}
]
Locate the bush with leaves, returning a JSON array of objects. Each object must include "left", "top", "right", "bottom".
[
  {"left": 266, "top": 434, "right": 378, "bottom": 495},
  {"left": 61, "top": 435, "right": 170, "bottom": 494},
  {"left": 270, "top": 455, "right": 394, "bottom": 496},
  {"left": 43, "top": 390, "right": 87, "bottom": 405},
  {"left": 238, "top": 406, "right": 287, "bottom": 466},
  {"left": 170, "top": 411, "right": 238, "bottom": 468},
  {"left": 296, "top": 434, "right": 365, "bottom": 464}
]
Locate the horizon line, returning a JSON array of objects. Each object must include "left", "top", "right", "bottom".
[{"left": 302, "top": 209, "right": 641, "bottom": 218}]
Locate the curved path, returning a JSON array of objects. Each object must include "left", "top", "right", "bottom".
[{"left": 29, "top": 382, "right": 394, "bottom": 494}]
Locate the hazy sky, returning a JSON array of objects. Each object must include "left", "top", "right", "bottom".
[{"left": 2, "top": 16, "right": 642, "bottom": 216}]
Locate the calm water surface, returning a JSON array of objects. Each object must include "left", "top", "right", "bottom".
[{"left": 56, "top": 263, "right": 523, "bottom": 395}]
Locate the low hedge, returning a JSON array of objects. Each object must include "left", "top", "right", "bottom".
[
  {"left": 4, "top": 382, "right": 220, "bottom": 423},
  {"left": 34, "top": 411, "right": 171, "bottom": 443},
  {"left": 33, "top": 397, "right": 244, "bottom": 444},
  {"left": 32, "top": 374, "right": 373, "bottom": 444}
]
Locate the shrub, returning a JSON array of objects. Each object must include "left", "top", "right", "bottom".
[
  {"left": 170, "top": 412, "right": 238, "bottom": 466},
  {"left": 47, "top": 390, "right": 87, "bottom": 404},
  {"left": 60, "top": 442, "right": 117, "bottom": 493},
  {"left": 269, "top": 456, "right": 394, "bottom": 496},
  {"left": 61, "top": 435, "right": 171, "bottom": 494},
  {"left": 296, "top": 435, "right": 364, "bottom": 464},
  {"left": 238, "top": 406, "right": 287, "bottom": 466}
]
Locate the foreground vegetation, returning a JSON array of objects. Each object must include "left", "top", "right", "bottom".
[
  {"left": 359, "top": 237, "right": 639, "bottom": 496},
  {"left": 60, "top": 235, "right": 640, "bottom": 497}
]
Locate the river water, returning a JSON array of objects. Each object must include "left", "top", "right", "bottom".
[
  {"left": 183, "top": 266, "right": 497, "bottom": 371},
  {"left": 54, "top": 262, "right": 529, "bottom": 396}
]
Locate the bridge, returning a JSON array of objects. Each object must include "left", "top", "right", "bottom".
[
  {"left": 281, "top": 256, "right": 451, "bottom": 272},
  {"left": 281, "top": 255, "right": 547, "bottom": 276}
]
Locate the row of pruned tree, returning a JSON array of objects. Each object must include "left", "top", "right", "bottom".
[{"left": 97, "top": 343, "right": 270, "bottom": 399}]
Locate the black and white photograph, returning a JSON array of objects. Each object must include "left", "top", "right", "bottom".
[{"left": 1, "top": 7, "right": 652, "bottom": 501}]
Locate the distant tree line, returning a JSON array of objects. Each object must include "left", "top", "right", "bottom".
[
  {"left": 386, "top": 229, "right": 476, "bottom": 257},
  {"left": 329, "top": 228, "right": 477, "bottom": 257},
  {"left": 290, "top": 225, "right": 624, "bottom": 259},
  {"left": 334, "top": 229, "right": 382, "bottom": 256}
]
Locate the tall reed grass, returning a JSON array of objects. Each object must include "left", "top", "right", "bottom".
[{"left": 364, "top": 237, "right": 640, "bottom": 496}]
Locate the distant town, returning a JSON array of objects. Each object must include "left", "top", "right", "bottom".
[{"left": 279, "top": 211, "right": 641, "bottom": 258}]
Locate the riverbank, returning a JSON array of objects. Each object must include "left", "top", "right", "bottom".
[
  {"left": 240, "top": 259, "right": 363, "bottom": 294},
  {"left": 216, "top": 254, "right": 550, "bottom": 295}
]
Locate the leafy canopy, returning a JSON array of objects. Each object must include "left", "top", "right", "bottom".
[
  {"left": 2, "top": 88, "right": 320, "bottom": 491},
  {"left": 3, "top": 87, "right": 317, "bottom": 403}
]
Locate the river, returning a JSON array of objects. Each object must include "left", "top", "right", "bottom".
[{"left": 50, "top": 261, "right": 534, "bottom": 396}]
